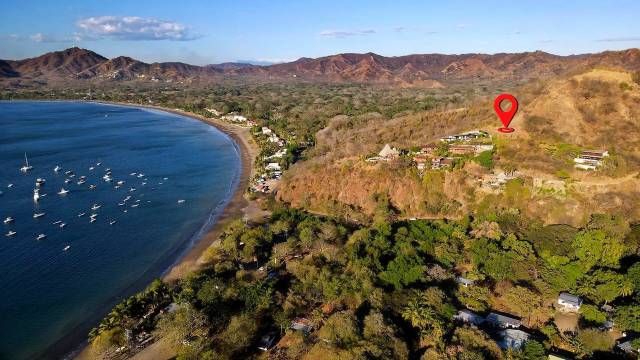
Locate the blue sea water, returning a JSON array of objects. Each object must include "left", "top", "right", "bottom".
[{"left": 0, "top": 101, "right": 241, "bottom": 360}]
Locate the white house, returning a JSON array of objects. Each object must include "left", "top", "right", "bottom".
[
  {"left": 261, "top": 127, "right": 273, "bottom": 135},
  {"left": 265, "top": 163, "right": 281, "bottom": 171},
  {"left": 557, "top": 292, "right": 582, "bottom": 312}
]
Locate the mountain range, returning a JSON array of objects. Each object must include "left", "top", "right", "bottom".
[{"left": 1, "top": 47, "right": 639, "bottom": 87}]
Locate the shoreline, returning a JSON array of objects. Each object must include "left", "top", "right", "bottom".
[{"left": 68, "top": 101, "right": 262, "bottom": 359}]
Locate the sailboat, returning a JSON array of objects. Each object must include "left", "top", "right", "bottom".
[
  {"left": 20, "top": 153, "right": 33, "bottom": 172},
  {"left": 33, "top": 188, "right": 41, "bottom": 202},
  {"left": 57, "top": 188, "right": 69, "bottom": 195}
]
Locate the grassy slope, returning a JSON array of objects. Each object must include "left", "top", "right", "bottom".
[{"left": 277, "top": 69, "right": 640, "bottom": 225}]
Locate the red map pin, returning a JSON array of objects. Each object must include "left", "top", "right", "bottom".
[{"left": 494, "top": 94, "right": 518, "bottom": 133}]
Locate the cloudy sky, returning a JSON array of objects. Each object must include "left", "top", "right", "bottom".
[{"left": 1, "top": 0, "right": 638, "bottom": 65}]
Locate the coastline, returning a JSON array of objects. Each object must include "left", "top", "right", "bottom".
[{"left": 69, "top": 101, "right": 263, "bottom": 360}]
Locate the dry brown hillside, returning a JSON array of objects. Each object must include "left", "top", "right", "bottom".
[{"left": 277, "top": 69, "right": 640, "bottom": 225}]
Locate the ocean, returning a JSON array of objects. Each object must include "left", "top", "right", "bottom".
[{"left": 0, "top": 101, "right": 241, "bottom": 359}]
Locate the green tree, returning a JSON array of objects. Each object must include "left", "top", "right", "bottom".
[
  {"left": 572, "top": 229, "right": 625, "bottom": 271},
  {"left": 580, "top": 304, "right": 606, "bottom": 325},
  {"left": 614, "top": 305, "right": 640, "bottom": 332},
  {"left": 519, "top": 340, "right": 546, "bottom": 360},
  {"left": 474, "top": 150, "right": 494, "bottom": 169},
  {"left": 318, "top": 312, "right": 360, "bottom": 348},
  {"left": 379, "top": 252, "right": 426, "bottom": 289}
]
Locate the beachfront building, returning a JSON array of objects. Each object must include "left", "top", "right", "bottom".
[{"left": 557, "top": 292, "right": 582, "bottom": 312}]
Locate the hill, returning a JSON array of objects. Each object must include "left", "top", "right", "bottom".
[
  {"left": 1, "top": 47, "right": 639, "bottom": 87},
  {"left": 276, "top": 69, "right": 640, "bottom": 225}
]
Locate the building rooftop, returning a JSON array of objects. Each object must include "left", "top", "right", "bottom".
[{"left": 558, "top": 292, "right": 582, "bottom": 306}]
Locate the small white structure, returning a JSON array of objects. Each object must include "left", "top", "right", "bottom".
[
  {"left": 574, "top": 149, "right": 609, "bottom": 170},
  {"left": 557, "top": 292, "right": 582, "bottom": 312},
  {"left": 440, "top": 130, "right": 489, "bottom": 143},
  {"left": 457, "top": 276, "right": 475, "bottom": 287},
  {"left": 265, "top": 163, "right": 281, "bottom": 171},
  {"left": 261, "top": 127, "right": 273, "bottom": 135},
  {"left": 378, "top": 144, "right": 400, "bottom": 160}
]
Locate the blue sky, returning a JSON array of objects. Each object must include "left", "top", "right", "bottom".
[{"left": 1, "top": 0, "right": 638, "bottom": 64}]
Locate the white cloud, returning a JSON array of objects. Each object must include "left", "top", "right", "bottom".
[
  {"left": 75, "top": 16, "right": 202, "bottom": 41},
  {"left": 319, "top": 29, "right": 376, "bottom": 38}
]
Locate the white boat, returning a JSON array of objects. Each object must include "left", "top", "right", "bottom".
[
  {"left": 7, "top": 183, "right": 13, "bottom": 188},
  {"left": 114, "top": 185, "right": 121, "bottom": 189},
  {"left": 54, "top": 165, "right": 62, "bottom": 172},
  {"left": 36, "top": 234, "right": 46, "bottom": 240},
  {"left": 163, "top": 177, "right": 168, "bottom": 180},
  {"left": 64, "top": 170, "right": 73, "bottom": 175},
  {"left": 6, "top": 230, "right": 16, "bottom": 237},
  {"left": 123, "top": 210, "right": 128, "bottom": 213},
  {"left": 129, "top": 187, "right": 136, "bottom": 192},
  {"left": 117, "top": 180, "right": 125, "bottom": 186},
  {"left": 63, "top": 245, "right": 71, "bottom": 251},
  {"left": 33, "top": 189, "right": 41, "bottom": 202},
  {"left": 77, "top": 179, "right": 86, "bottom": 185},
  {"left": 33, "top": 212, "right": 45, "bottom": 219},
  {"left": 103, "top": 175, "right": 113, "bottom": 182},
  {"left": 118, "top": 203, "right": 125, "bottom": 206},
  {"left": 52, "top": 220, "right": 62, "bottom": 225},
  {"left": 137, "top": 174, "right": 144, "bottom": 178},
  {"left": 141, "top": 182, "right": 147, "bottom": 186},
  {"left": 124, "top": 195, "right": 132, "bottom": 201},
  {"left": 59, "top": 223, "right": 66, "bottom": 229},
  {"left": 109, "top": 220, "right": 116, "bottom": 225},
  {"left": 105, "top": 168, "right": 111, "bottom": 172},
  {"left": 89, "top": 184, "right": 97, "bottom": 190},
  {"left": 91, "top": 204, "right": 101, "bottom": 211},
  {"left": 130, "top": 172, "right": 137, "bottom": 176},
  {"left": 57, "top": 188, "right": 69, "bottom": 195},
  {"left": 131, "top": 204, "right": 139, "bottom": 208},
  {"left": 3, "top": 217, "right": 14, "bottom": 224},
  {"left": 177, "top": 199, "right": 186, "bottom": 204},
  {"left": 35, "top": 178, "right": 46, "bottom": 187},
  {"left": 90, "top": 217, "right": 97, "bottom": 223},
  {"left": 64, "top": 179, "right": 72, "bottom": 184},
  {"left": 20, "top": 153, "right": 33, "bottom": 172},
  {"left": 89, "top": 166, "right": 95, "bottom": 171},
  {"left": 78, "top": 212, "right": 86, "bottom": 217},
  {"left": 79, "top": 176, "right": 87, "bottom": 180},
  {"left": 96, "top": 162, "right": 102, "bottom": 166}
]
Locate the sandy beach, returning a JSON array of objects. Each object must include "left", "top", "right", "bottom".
[{"left": 73, "top": 102, "right": 265, "bottom": 360}]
